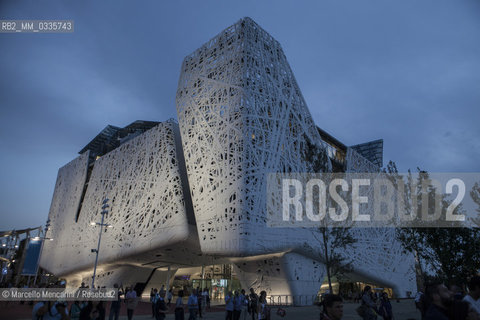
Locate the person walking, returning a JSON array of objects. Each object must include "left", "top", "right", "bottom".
[
  {"left": 415, "top": 289, "right": 426, "bottom": 320},
  {"left": 125, "top": 287, "right": 138, "bottom": 320},
  {"left": 70, "top": 301, "right": 82, "bottom": 320},
  {"left": 108, "top": 284, "right": 123, "bottom": 320},
  {"left": 424, "top": 283, "right": 452, "bottom": 320},
  {"left": 463, "top": 276, "right": 480, "bottom": 314},
  {"left": 360, "top": 286, "right": 377, "bottom": 320},
  {"left": 320, "top": 294, "right": 344, "bottom": 320},
  {"left": 98, "top": 301, "right": 106, "bottom": 320},
  {"left": 225, "top": 291, "right": 234, "bottom": 320},
  {"left": 197, "top": 288, "right": 203, "bottom": 318},
  {"left": 201, "top": 288, "right": 209, "bottom": 315},
  {"left": 155, "top": 291, "right": 167, "bottom": 320},
  {"left": 188, "top": 289, "right": 199, "bottom": 320},
  {"left": 79, "top": 301, "right": 95, "bottom": 320},
  {"left": 44, "top": 301, "right": 69, "bottom": 320},
  {"left": 205, "top": 289, "right": 211, "bottom": 310},
  {"left": 257, "top": 291, "right": 269, "bottom": 320},
  {"left": 151, "top": 289, "right": 159, "bottom": 318},
  {"left": 167, "top": 289, "right": 174, "bottom": 307},
  {"left": 80, "top": 301, "right": 105, "bottom": 320},
  {"left": 248, "top": 288, "right": 258, "bottom": 320},
  {"left": 240, "top": 290, "right": 248, "bottom": 320},
  {"left": 175, "top": 290, "right": 185, "bottom": 320},
  {"left": 233, "top": 291, "right": 243, "bottom": 320},
  {"left": 378, "top": 292, "right": 393, "bottom": 320}
]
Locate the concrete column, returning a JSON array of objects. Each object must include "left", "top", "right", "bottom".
[{"left": 166, "top": 266, "right": 171, "bottom": 293}]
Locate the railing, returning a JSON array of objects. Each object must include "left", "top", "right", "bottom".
[{"left": 267, "top": 295, "right": 320, "bottom": 306}]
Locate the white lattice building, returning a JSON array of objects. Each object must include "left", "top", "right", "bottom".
[{"left": 40, "top": 18, "right": 416, "bottom": 301}]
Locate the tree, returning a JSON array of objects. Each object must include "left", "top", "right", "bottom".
[
  {"left": 384, "top": 161, "right": 429, "bottom": 284},
  {"left": 385, "top": 161, "right": 480, "bottom": 286},
  {"left": 470, "top": 182, "right": 480, "bottom": 228},
  {"left": 302, "top": 135, "right": 357, "bottom": 293}
]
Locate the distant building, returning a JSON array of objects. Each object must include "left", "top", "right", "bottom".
[{"left": 40, "top": 17, "right": 416, "bottom": 302}]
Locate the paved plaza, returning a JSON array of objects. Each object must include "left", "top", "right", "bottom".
[
  {"left": 113, "top": 301, "right": 420, "bottom": 320},
  {"left": 4, "top": 299, "right": 421, "bottom": 320}
]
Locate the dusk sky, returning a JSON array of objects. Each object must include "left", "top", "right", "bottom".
[{"left": 1, "top": 0, "right": 479, "bottom": 230}]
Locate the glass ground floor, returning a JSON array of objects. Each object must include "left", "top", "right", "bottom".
[
  {"left": 168, "top": 264, "right": 395, "bottom": 301},
  {"left": 170, "top": 264, "right": 242, "bottom": 300}
]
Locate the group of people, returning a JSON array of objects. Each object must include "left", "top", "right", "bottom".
[
  {"left": 31, "top": 283, "right": 138, "bottom": 320},
  {"left": 172, "top": 287, "right": 210, "bottom": 320},
  {"left": 224, "top": 288, "right": 269, "bottom": 320},
  {"left": 177, "top": 287, "right": 268, "bottom": 320},
  {"left": 319, "top": 294, "right": 344, "bottom": 320},
  {"left": 29, "top": 275, "right": 480, "bottom": 320},
  {"left": 150, "top": 286, "right": 174, "bottom": 319},
  {"left": 415, "top": 276, "right": 480, "bottom": 320},
  {"left": 356, "top": 286, "right": 393, "bottom": 320}
]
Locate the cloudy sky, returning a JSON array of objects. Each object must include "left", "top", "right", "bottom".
[{"left": 1, "top": 0, "right": 479, "bottom": 230}]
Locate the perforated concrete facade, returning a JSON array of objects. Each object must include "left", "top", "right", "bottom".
[
  {"left": 40, "top": 121, "right": 197, "bottom": 277},
  {"left": 40, "top": 18, "right": 416, "bottom": 300}
]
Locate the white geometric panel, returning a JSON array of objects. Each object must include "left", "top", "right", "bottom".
[
  {"left": 40, "top": 151, "right": 90, "bottom": 274},
  {"left": 234, "top": 252, "right": 326, "bottom": 305},
  {"left": 176, "top": 17, "right": 331, "bottom": 255},
  {"left": 347, "top": 227, "right": 417, "bottom": 296},
  {"left": 175, "top": 17, "right": 416, "bottom": 298},
  {"left": 346, "top": 147, "right": 380, "bottom": 173},
  {"left": 41, "top": 121, "right": 191, "bottom": 276}
]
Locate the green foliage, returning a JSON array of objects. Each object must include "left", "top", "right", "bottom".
[
  {"left": 301, "top": 134, "right": 356, "bottom": 291},
  {"left": 471, "top": 182, "right": 480, "bottom": 228},
  {"left": 302, "top": 134, "right": 330, "bottom": 173},
  {"left": 386, "top": 160, "right": 480, "bottom": 286}
]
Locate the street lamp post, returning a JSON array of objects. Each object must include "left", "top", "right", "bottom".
[
  {"left": 34, "top": 219, "right": 53, "bottom": 285},
  {"left": 91, "top": 198, "right": 112, "bottom": 289}
]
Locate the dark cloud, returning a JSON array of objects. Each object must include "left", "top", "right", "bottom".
[{"left": 1, "top": 0, "right": 479, "bottom": 229}]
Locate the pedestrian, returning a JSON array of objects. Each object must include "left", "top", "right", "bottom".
[
  {"left": 360, "top": 286, "right": 377, "bottom": 320},
  {"left": 450, "top": 284, "right": 464, "bottom": 301},
  {"left": 320, "top": 294, "right": 343, "bottom": 320},
  {"left": 155, "top": 290, "right": 167, "bottom": 320},
  {"left": 108, "top": 284, "right": 123, "bottom": 320},
  {"left": 425, "top": 282, "right": 479, "bottom": 320},
  {"left": 188, "top": 289, "right": 199, "bottom": 320},
  {"left": 257, "top": 291, "right": 269, "bottom": 320},
  {"left": 201, "top": 288, "right": 208, "bottom": 315},
  {"left": 175, "top": 290, "right": 185, "bottom": 320},
  {"left": 125, "top": 286, "right": 138, "bottom": 320},
  {"left": 70, "top": 301, "right": 82, "bottom": 319},
  {"left": 240, "top": 289, "right": 248, "bottom": 320},
  {"left": 415, "top": 289, "right": 426, "bottom": 320},
  {"left": 151, "top": 289, "right": 159, "bottom": 318},
  {"left": 378, "top": 292, "right": 393, "bottom": 320},
  {"left": 168, "top": 289, "right": 174, "bottom": 306},
  {"left": 233, "top": 291, "right": 243, "bottom": 320},
  {"left": 79, "top": 301, "right": 94, "bottom": 320},
  {"left": 97, "top": 301, "right": 106, "bottom": 320},
  {"left": 463, "top": 276, "right": 480, "bottom": 314},
  {"left": 225, "top": 290, "right": 234, "bottom": 320},
  {"left": 33, "top": 300, "right": 48, "bottom": 320},
  {"left": 80, "top": 301, "right": 105, "bottom": 320},
  {"left": 204, "top": 288, "right": 210, "bottom": 310},
  {"left": 43, "top": 301, "right": 69, "bottom": 320},
  {"left": 197, "top": 287, "right": 203, "bottom": 318},
  {"left": 248, "top": 288, "right": 258, "bottom": 320},
  {"left": 424, "top": 283, "right": 452, "bottom": 320}
]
